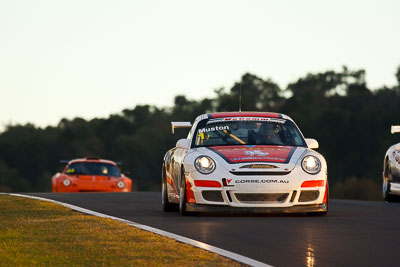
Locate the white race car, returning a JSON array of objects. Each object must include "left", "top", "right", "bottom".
[
  {"left": 383, "top": 125, "right": 400, "bottom": 201},
  {"left": 162, "top": 112, "right": 328, "bottom": 215}
]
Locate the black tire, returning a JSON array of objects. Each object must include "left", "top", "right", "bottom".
[
  {"left": 162, "top": 168, "right": 177, "bottom": 212},
  {"left": 383, "top": 179, "right": 393, "bottom": 202},
  {"left": 178, "top": 171, "right": 199, "bottom": 216},
  {"left": 383, "top": 162, "right": 395, "bottom": 202},
  {"left": 179, "top": 171, "right": 189, "bottom": 215}
]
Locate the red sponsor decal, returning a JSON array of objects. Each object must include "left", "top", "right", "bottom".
[
  {"left": 323, "top": 181, "right": 328, "bottom": 203},
  {"left": 226, "top": 179, "right": 232, "bottom": 184},
  {"left": 186, "top": 177, "right": 196, "bottom": 203},
  {"left": 209, "top": 145, "right": 295, "bottom": 164},
  {"left": 301, "top": 180, "right": 325, "bottom": 188},
  {"left": 194, "top": 180, "right": 221, "bottom": 187}
]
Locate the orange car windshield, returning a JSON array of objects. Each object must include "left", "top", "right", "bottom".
[{"left": 65, "top": 162, "right": 121, "bottom": 177}]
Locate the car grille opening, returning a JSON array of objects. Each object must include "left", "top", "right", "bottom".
[
  {"left": 202, "top": 191, "right": 224, "bottom": 202},
  {"left": 229, "top": 171, "right": 291, "bottom": 176},
  {"left": 234, "top": 193, "right": 289, "bottom": 204},
  {"left": 290, "top": 191, "right": 297, "bottom": 202},
  {"left": 298, "top": 190, "right": 320, "bottom": 202}
]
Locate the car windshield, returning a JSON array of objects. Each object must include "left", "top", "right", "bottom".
[
  {"left": 193, "top": 117, "right": 306, "bottom": 147},
  {"left": 64, "top": 162, "right": 121, "bottom": 177}
]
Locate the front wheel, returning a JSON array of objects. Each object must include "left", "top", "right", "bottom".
[
  {"left": 383, "top": 162, "right": 395, "bottom": 202},
  {"left": 179, "top": 174, "right": 189, "bottom": 215},
  {"left": 383, "top": 178, "right": 392, "bottom": 202},
  {"left": 179, "top": 174, "right": 198, "bottom": 216},
  {"left": 162, "top": 168, "right": 177, "bottom": 212}
]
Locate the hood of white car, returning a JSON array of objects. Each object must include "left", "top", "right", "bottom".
[{"left": 192, "top": 145, "right": 309, "bottom": 172}]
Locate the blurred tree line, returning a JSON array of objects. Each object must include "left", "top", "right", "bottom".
[{"left": 1, "top": 65, "right": 400, "bottom": 200}]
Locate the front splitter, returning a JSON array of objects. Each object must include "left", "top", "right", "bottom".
[{"left": 186, "top": 202, "right": 328, "bottom": 214}]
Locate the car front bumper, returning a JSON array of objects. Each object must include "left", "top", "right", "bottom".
[{"left": 186, "top": 202, "right": 328, "bottom": 214}]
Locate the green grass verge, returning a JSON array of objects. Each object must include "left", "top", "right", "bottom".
[{"left": 0, "top": 195, "right": 244, "bottom": 266}]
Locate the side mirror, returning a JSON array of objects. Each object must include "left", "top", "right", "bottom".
[
  {"left": 176, "top": 139, "right": 191, "bottom": 149},
  {"left": 305, "top": 138, "right": 319, "bottom": 149}
]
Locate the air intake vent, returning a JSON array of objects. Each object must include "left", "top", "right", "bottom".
[
  {"left": 298, "top": 190, "right": 320, "bottom": 202},
  {"left": 235, "top": 193, "right": 289, "bottom": 204},
  {"left": 202, "top": 191, "right": 224, "bottom": 202},
  {"left": 229, "top": 171, "right": 291, "bottom": 176}
]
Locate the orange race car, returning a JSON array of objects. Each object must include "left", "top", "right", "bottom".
[{"left": 52, "top": 157, "right": 132, "bottom": 192}]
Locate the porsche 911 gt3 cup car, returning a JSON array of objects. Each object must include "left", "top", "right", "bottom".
[
  {"left": 383, "top": 125, "right": 400, "bottom": 201},
  {"left": 161, "top": 112, "right": 328, "bottom": 215},
  {"left": 52, "top": 157, "right": 132, "bottom": 192}
]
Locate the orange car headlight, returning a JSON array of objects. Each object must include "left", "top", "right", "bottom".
[
  {"left": 63, "top": 179, "right": 71, "bottom": 186},
  {"left": 117, "top": 181, "right": 125, "bottom": 189}
]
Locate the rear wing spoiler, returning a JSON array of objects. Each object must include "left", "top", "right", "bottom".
[
  {"left": 391, "top": 125, "right": 400, "bottom": 134},
  {"left": 171, "top": 122, "right": 192, "bottom": 134}
]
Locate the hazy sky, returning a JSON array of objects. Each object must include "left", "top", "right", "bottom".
[{"left": 1, "top": 0, "right": 399, "bottom": 129}]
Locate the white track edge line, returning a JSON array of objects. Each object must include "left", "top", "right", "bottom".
[{"left": 6, "top": 193, "right": 272, "bottom": 267}]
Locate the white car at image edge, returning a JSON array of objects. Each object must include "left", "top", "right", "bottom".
[{"left": 383, "top": 125, "right": 400, "bottom": 201}]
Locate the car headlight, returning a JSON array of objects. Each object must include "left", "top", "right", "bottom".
[
  {"left": 194, "top": 156, "right": 216, "bottom": 174},
  {"left": 63, "top": 179, "right": 71, "bottom": 186},
  {"left": 301, "top": 155, "right": 321, "bottom": 174},
  {"left": 117, "top": 181, "right": 125, "bottom": 189}
]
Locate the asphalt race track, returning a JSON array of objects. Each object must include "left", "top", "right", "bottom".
[{"left": 24, "top": 192, "right": 400, "bottom": 267}]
